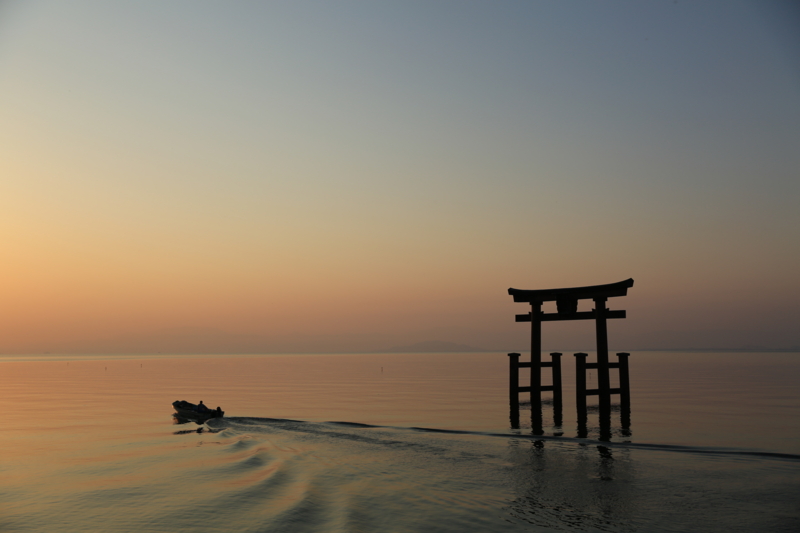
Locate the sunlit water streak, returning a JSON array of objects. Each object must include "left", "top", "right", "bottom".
[{"left": 1, "top": 352, "right": 799, "bottom": 531}]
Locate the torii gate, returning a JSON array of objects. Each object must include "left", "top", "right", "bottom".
[{"left": 508, "top": 278, "right": 634, "bottom": 433}]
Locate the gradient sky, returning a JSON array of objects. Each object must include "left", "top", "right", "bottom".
[{"left": 1, "top": 0, "right": 798, "bottom": 354}]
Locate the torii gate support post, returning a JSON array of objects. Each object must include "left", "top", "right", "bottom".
[
  {"left": 575, "top": 351, "right": 631, "bottom": 439},
  {"left": 508, "top": 351, "right": 561, "bottom": 432},
  {"left": 551, "top": 352, "right": 563, "bottom": 427},
  {"left": 574, "top": 352, "right": 588, "bottom": 437},
  {"left": 508, "top": 352, "right": 520, "bottom": 429},
  {"left": 618, "top": 352, "right": 631, "bottom": 431}
]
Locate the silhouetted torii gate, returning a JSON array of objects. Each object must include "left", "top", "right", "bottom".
[{"left": 508, "top": 278, "right": 634, "bottom": 434}]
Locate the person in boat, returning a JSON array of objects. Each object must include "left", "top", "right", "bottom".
[{"left": 196, "top": 401, "right": 209, "bottom": 413}]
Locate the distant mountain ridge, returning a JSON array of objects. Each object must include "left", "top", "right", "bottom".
[{"left": 381, "top": 340, "right": 487, "bottom": 353}]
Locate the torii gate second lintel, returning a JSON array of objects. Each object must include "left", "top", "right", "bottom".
[{"left": 507, "top": 278, "right": 634, "bottom": 431}]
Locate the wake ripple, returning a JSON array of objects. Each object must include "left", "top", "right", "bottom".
[{"left": 208, "top": 416, "right": 800, "bottom": 462}]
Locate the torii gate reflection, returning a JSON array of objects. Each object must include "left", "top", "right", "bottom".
[{"left": 508, "top": 279, "right": 633, "bottom": 438}]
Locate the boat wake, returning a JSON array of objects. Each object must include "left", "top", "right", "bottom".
[
  {"left": 173, "top": 415, "right": 800, "bottom": 532},
  {"left": 208, "top": 416, "right": 800, "bottom": 462}
]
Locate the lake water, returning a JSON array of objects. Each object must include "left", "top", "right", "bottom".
[{"left": 2, "top": 351, "right": 799, "bottom": 532}]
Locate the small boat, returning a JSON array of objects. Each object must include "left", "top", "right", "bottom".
[{"left": 172, "top": 400, "right": 224, "bottom": 423}]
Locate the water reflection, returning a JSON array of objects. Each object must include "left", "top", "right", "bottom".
[
  {"left": 513, "top": 399, "right": 628, "bottom": 442},
  {"left": 172, "top": 414, "right": 223, "bottom": 433},
  {"left": 504, "top": 438, "right": 636, "bottom": 530},
  {"left": 172, "top": 415, "right": 204, "bottom": 426},
  {"left": 511, "top": 398, "right": 565, "bottom": 437},
  {"left": 174, "top": 427, "right": 208, "bottom": 435},
  {"left": 577, "top": 403, "right": 632, "bottom": 441}
]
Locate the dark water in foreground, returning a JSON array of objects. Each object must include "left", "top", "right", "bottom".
[{"left": 2, "top": 352, "right": 799, "bottom": 532}]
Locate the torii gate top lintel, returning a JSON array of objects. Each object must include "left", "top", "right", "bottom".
[{"left": 507, "top": 278, "right": 634, "bottom": 304}]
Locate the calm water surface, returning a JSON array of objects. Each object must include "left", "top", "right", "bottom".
[{"left": 2, "top": 352, "right": 799, "bottom": 532}]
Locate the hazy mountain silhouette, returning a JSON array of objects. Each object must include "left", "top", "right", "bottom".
[
  {"left": 51, "top": 328, "right": 490, "bottom": 355},
  {"left": 13, "top": 325, "right": 797, "bottom": 355},
  {"left": 381, "top": 340, "right": 487, "bottom": 353}
]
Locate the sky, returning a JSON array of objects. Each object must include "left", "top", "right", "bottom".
[{"left": 0, "top": 0, "right": 798, "bottom": 354}]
